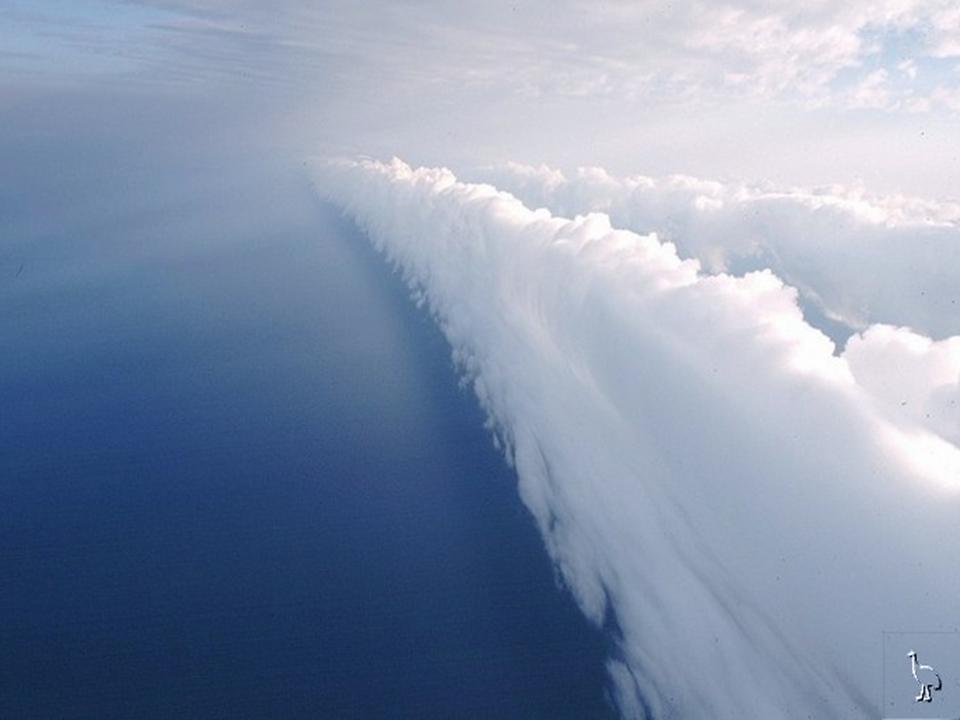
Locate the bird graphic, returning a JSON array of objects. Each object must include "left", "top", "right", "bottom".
[{"left": 908, "top": 650, "right": 942, "bottom": 703}]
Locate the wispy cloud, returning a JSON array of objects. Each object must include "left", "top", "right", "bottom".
[
  {"left": 5, "top": 2, "right": 960, "bottom": 197},
  {"left": 6, "top": 1, "right": 960, "bottom": 110}
]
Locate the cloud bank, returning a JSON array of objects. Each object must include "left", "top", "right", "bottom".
[
  {"left": 314, "top": 158, "right": 960, "bottom": 719},
  {"left": 474, "top": 162, "right": 960, "bottom": 339}
]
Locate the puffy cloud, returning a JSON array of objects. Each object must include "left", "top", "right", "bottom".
[
  {"left": 472, "top": 162, "right": 960, "bottom": 338},
  {"left": 926, "top": 3, "right": 960, "bottom": 58},
  {"left": 847, "top": 68, "right": 893, "bottom": 109},
  {"left": 315, "top": 157, "right": 960, "bottom": 719},
  {"left": 846, "top": 325, "right": 960, "bottom": 446}
]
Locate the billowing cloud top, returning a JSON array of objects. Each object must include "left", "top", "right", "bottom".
[
  {"left": 315, "top": 157, "right": 960, "bottom": 719},
  {"left": 473, "top": 162, "right": 960, "bottom": 338}
]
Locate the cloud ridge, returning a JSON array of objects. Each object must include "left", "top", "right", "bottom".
[
  {"left": 314, "top": 157, "right": 960, "bottom": 719},
  {"left": 473, "top": 162, "right": 960, "bottom": 338}
]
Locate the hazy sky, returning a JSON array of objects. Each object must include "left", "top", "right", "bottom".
[{"left": 4, "top": 0, "right": 960, "bottom": 194}]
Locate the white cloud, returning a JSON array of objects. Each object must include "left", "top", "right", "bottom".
[
  {"left": 897, "top": 58, "right": 918, "bottom": 79},
  {"left": 931, "top": 84, "right": 960, "bottom": 111},
  {"left": 846, "top": 325, "right": 960, "bottom": 447},
  {"left": 847, "top": 68, "right": 893, "bottom": 109},
  {"left": 315, "top": 157, "right": 960, "bottom": 719},
  {"left": 472, "top": 162, "right": 960, "bottom": 338},
  {"left": 927, "top": 3, "right": 960, "bottom": 58}
]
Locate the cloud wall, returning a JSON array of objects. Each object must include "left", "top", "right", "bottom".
[
  {"left": 473, "top": 163, "right": 960, "bottom": 338},
  {"left": 314, "top": 157, "right": 960, "bottom": 719}
]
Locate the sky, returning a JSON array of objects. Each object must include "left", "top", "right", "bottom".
[
  {"left": 3, "top": 0, "right": 960, "bottom": 194},
  {"left": 5, "top": 2, "right": 960, "bottom": 718}
]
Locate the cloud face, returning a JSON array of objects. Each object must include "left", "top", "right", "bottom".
[
  {"left": 846, "top": 325, "right": 960, "bottom": 447},
  {"left": 474, "top": 163, "right": 960, "bottom": 338},
  {"left": 315, "top": 158, "right": 960, "bottom": 719}
]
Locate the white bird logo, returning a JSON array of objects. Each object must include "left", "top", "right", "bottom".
[{"left": 908, "top": 650, "right": 942, "bottom": 703}]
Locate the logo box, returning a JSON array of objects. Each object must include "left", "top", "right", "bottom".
[{"left": 883, "top": 631, "right": 960, "bottom": 719}]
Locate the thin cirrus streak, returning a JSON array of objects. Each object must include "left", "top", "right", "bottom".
[
  {"left": 313, "top": 157, "right": 960, "bottom": 719},
  {"left": 471, "top": 162, "right": 960, "bottom": 339}
]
